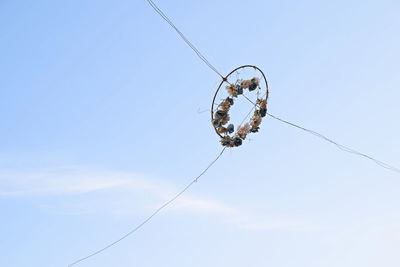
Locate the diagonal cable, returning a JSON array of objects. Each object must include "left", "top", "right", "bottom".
[
  {"left": 267, "top": 112, "right": 400, "bottom": 174},
  {"left": 68, "top": 147, "right": 226, "bottom": 266},
  {"left": 145, "top": 0, "right": 223, "bottom": 78}
]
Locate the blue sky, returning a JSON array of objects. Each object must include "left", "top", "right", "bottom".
[{"left": 1, "top": 0, "right": 400, "bottom": 266}]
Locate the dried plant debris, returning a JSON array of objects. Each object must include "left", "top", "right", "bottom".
[
  {"left": 257, "top": 98, "right": 267, "bottom": 117},
  {"left": 250, "top": 126, "right": 259, "bottom": 133},
  {"left": 217, "top": 127, "right": 227, "bottom": 134},
  {"left": 251, "top": 115, "right": 262, "bottom": 128},
  {"left": 226, "top": 83, "right": 244, "bottom": 97},
  {"left": 215, "top": 110, "right": 227, "bottom": 120},
  {"left": 257, "top": 98, "right": 267, "bottom": 109},
  {"left": 249, "top": 77, "right": 260, "bottom": 91},
  {"left": 219, "top": 136, "right": 243, "bottom": 147},
  {"left": 220, "top": 136, "right": 234, "bottom": 147},
  {"left": 220, "top": 98, "right": 232, "bottom": 111},
  {"left": 240, "top": 80, "right": 250, "bottom": 89},
  {"left": 220, "top": 114, "right": 230, "bottom": 125},
  {"left": 226, "top": 84, "right": 238, "bottom": 97},
  {"left": 213, "top": 119, "right": 221, "bottom": 127},
  {"left": 236, "top": 85, "right": 243, "bottom": 95},
  {"left": 226, "top": 124, "right": 234, "bottom": 134},
  {"left": 237, "top": 123, "right": 251, "bottom": 140},
  {"left": 233, "top": 137, "right": 242, "bottom": 146}
]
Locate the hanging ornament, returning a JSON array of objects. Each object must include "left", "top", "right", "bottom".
[{"left": 211, "top": 65, "right": 269, "bottom": 147}]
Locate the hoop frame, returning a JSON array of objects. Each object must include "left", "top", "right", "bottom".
[{"left": 211, "top": 65, "right": 269, "bottom": 138}]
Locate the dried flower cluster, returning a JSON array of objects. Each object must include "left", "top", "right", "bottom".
[
  {"left": 237, "top": 123, "right": 251, "bottom": 140},
  {"left": 225, "top": 77, "right": 261, "bottom": 98},
  {"left": 213, "top": 77, "right": 267, "bottom": 147}
]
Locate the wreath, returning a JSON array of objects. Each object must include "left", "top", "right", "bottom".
[{"left": 211, "top": 65, "right": 269, "bottom": 147}]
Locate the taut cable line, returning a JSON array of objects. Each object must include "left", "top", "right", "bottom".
[
  {"left": 267, "top": 112, "right": 400, "bottom": 174},
  {"left": 145, "top": 0, "right": 224, "bottom": 78},
  {"left": 68, "top": 148, "right": 226, "bottom": 266}
]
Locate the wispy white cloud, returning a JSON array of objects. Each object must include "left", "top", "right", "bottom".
[
  {"left": 0, "top": 168, "right": 132, "bottom": 196},
  {"left": 169, "top": 196, "right": 311, "bottom": 231},
  {"left": 0, "top": 167, "right": 315, "bottom": 231}
]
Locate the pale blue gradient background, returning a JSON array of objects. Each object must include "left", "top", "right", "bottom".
[{"left": 1, "top": 1, "right": 400, "bottom": 266}]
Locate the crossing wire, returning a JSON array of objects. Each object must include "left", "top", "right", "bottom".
[{"left": 145, "top": 0, "right": 224, "bottom": 78}]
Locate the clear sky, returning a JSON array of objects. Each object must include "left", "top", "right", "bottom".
[{"left": 1, "top": 0, "right": 400, "bottom": 266}]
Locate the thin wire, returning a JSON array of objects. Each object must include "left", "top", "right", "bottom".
[
  {"left": 267, "top": 112, "right": 400, "bottom": 174},
  {"left": 239, "top": 105, "right": 256, "bottom": 127},
  {"left": 242, "top": 93, "right": 257, "bottom": 106},
  {"left": 68, "top": 147, "right": 227, "bottom": 266},
  {"left": 145, "top": 0, "right": 224, "bottom": 78},
  {"left": 239, "top": 91, "right": 264, "bottom": 127}
]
